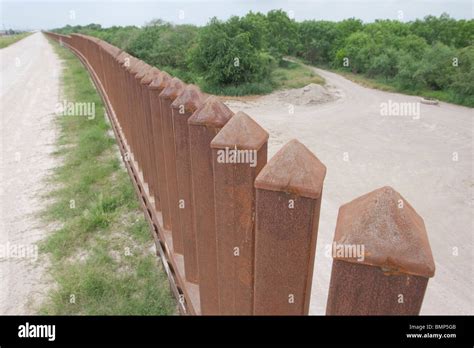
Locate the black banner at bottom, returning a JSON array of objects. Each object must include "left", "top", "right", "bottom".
[{"left": 0, "top": 315, "right": 472, "bottom": 346}]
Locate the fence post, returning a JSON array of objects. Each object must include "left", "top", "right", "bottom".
[
  {"left": 188, "top": 96, "right": 234, "bottom": 314},
  {"left": 253, "top": 139, "right": 326, "bottom": 315},
  {"left": 159, "top": 77, "right": 185, "bottom": 253},
  {"left": 326, "top": 186, "right": 435, "bottom": 315},
  {"left": 136, "top": 65, "right": 156, "bottom": 198},
  {"left": 125, "top": 59, "right": 146, "bottom": 174},
  {"left": 129, "top": 61, "right": 149, "bottom": 181},
  {"left": 211, "top": 111, "right": 269, "bottom": 315},
  {"left": 140, "top": 67, "right": 162, "bottom": 208},
  {"left": 149, "top": 71, "right": 172, "bottom": 224},
  {"left": 115, "top": 52, "right": 132, "bottom": 142},
  {"left": 120, "top": 54, "right": 136, "bottom": 157},
  {"left": 170, "top": 85, "right": 205, "bottom": 284}
]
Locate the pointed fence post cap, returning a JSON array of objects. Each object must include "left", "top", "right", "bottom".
[
  {"left": 89, "top": 36, "right": 101, "bottom": 44},
  {"left": 135, "top": 63, "right": 152, "bottom": 80},
  {"left": 211, "top": 111, "right": 269, "bottom": 150},
  {"left": 254, "top": 139, "right": 326, "bottom": 199},
  {"left": 98, "top": 41, "right": 120, "bottom": 58},
  {"left": 141, "top": 67, "right": 161, "bottom": 85},
  {"left": 188, "top": 96, "right": 233, "bottom": 128},
  {"left": 116, "top": 51, "right": 130, "bottom": 64},
  {"left": 334, "top": 186, "right": 435, "bottom": 278},
  {"left": 126, "top": 57, "right": 142, "bottom": 73},
  {"left": 125, "top": 56, "right": 139, "bottom": 70},
  {"left": 170, "top": 84, "right": 204, "bottom": 113},
  {"left": 71, "top": 33, "right": 85, "bottom": 40},
  {"left": 149, "top": 71, "right": 171, "bottom": 91}
]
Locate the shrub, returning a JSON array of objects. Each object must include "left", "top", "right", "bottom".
[
  {"left": 414, "top": 42, "right": 458, "bottom": 90},
  {"left": 189, "top": 18, "right": 274, "bottom": 86}
]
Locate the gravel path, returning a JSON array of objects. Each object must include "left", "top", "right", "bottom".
[{"left": 0, "top": 32, "right": 60, "bottom": 314}]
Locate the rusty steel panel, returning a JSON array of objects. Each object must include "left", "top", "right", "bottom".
[
  {"left": 124, "top": 58, "right": 143, "bottom": 166},
  {"left": 188, "top": 96, "right": 233, "bottom": 314},
  {"left": 170, "top": 85, "right": 204, "bottom": 284},
  {"left": 137, "top": 67, "right": 156, "bottom": 198},
  {"left": 210, "top": 111, "right": 269, "bottom": 314},
  {"left": 159, "top": 77, "right": 186, "bottom": 253},
  {"left": 128, "top": 60, "right": 146, "bottom": 160},
  {"left": 149, "top": 72, "right": 172, "bottom": 226},
  {"left": 253, "top": 139, "right": 326, "bottom": 315},
  {"left": 139, "top": 68, "right": 161, "bottom": 203},
  {"left": 133, "top": 63, "right": 151, "bottom": 180},
  {"left": 114, "top": 54, "right": 129, "bottom": 143},
  {"left": 115, "top": 52, "right": 132, "bottom": 140},
  {"left": 143, "top": 68, "right": 162, "bottom": 200},
  {"left": 326, "top": 186, "right": 435, "bottom": 315}
]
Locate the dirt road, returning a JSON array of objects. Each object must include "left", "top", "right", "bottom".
[
  {"left": 0, "top": 32, "right": 60, "bottom": 314},
  {"left": 226, "top": 67, "right": 473, "bottom": 314}
]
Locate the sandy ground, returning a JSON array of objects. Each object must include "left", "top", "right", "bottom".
[
  {"left": 0, "top": 32, "right": 60, "bottom": 314},
  {"left": 225, "top": 66, "right": 473, "bottom": 315}
]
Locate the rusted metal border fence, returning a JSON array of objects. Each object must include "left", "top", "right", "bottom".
[{"left": 44, "top": 31, "right": 435, "bottom": 315}]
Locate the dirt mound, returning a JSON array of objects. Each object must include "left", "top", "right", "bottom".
[
  {"left": 273, "top": 83, "right": 338, "bottom": 106},
  {"left": 224, "top": 83, "right": 341, "bottom": 111}
]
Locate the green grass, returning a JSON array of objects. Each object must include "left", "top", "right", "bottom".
[
  {"left": 40, "top": 38, "right": 176, "bottom": 315},
  {"left": 0, "top": 32, "right": 31, "bottom": 48},
  {"left": 202, "top": 80, "right": 275, "bottom": 96},
  {"left": 271, "top": 60, "right": 325, "bottom": 90}
]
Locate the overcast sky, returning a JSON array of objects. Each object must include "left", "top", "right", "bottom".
[{"left": 1, "top": 0, "right": 472, "bottom": 30}]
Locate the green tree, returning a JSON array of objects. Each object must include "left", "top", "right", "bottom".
[
  {"left": 398, "top": 34, "right": 429, "bottom": 59},
  {"left": 188, "top": 18, "right": 273, "bottom": 85},
  {"left": 451, "top": 46, "right": 474, "bottom": 98},
  {"left": 240, "top": 11, "right": 267, "bottom": 50},
  {"left": 297, "top": 21, "right": 337, "bottom": 64},
  {"left": 410, "top": 13, "right": 473, "bottom": 48},
  {"left": 149, "top": 24, "right": 197, "bottom": 69},
  {"left": 126, "top": 23, "right": 168, "bottom": 63},
  {"left": 264, "top": 10, "right": 298, "bottom": 61},
  {"left": 396, "top": 52, "right": 424, "bottom": 89},
  {"left": 339, "top": 31, "right": 374, "bottom": 73},
  {"left": 367, "top": 47, "right": 399, "bottom": 78},
  {"left": 414, "top": 42, "right": 458, "bottom": 90}
]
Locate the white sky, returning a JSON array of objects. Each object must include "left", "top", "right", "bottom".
[{"left": 1, "top": 0, "right": 472, "bottom": 30}]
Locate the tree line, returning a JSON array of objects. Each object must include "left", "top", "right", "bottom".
[{"left": 54, "top": 11, "right": 473, "bottom": 105}]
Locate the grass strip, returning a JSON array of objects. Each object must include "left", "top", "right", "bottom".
[{"left": 40, "top": 37, "right": 176, "bottom": 315}]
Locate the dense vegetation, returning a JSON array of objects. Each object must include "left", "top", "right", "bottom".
[{"left": 54, "top": 11, "right": 473, "bottom": 105}]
